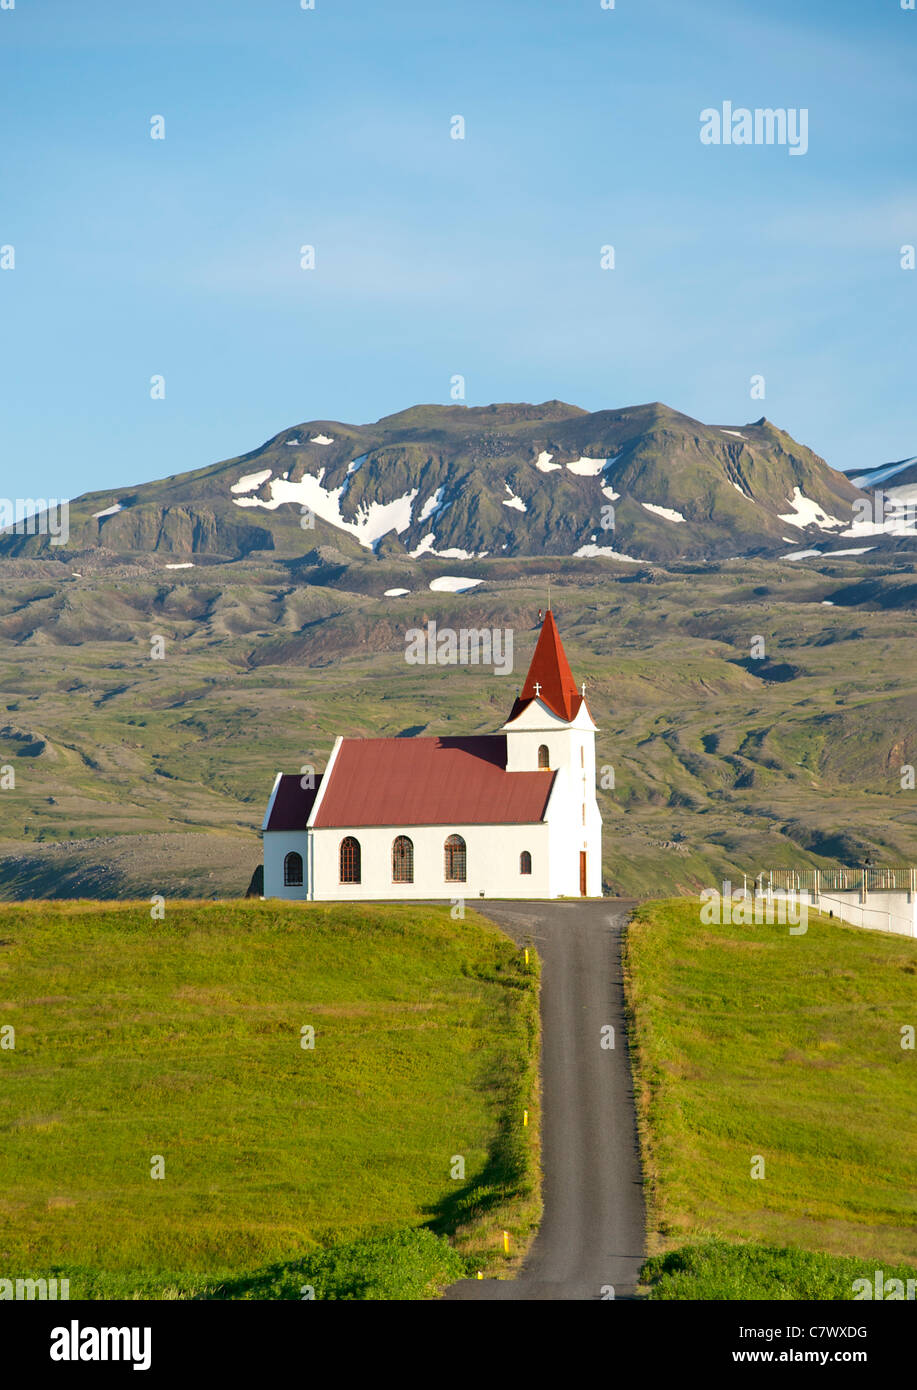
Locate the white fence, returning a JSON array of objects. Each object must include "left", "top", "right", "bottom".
[
  {"left": 756, "top": 868, "right": 917, "bottom": 938},
  {"left": 760, "top": 867, "right": 917, "bottom": 895}
]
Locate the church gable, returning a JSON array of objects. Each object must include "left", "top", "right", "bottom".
[{"left": 263, "top": 772, "right": 323, "bottom": 832}]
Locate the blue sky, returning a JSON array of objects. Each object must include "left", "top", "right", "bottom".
[{"left": 1, "top": 0, "right": 914, "bottom": 500}]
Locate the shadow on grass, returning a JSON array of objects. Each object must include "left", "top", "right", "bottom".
[{"left": 198, "top": 1228, "right": 466, "bottom": 1301}]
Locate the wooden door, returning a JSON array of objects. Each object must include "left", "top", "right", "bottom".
[{"left": 579, "top": 851, "right": 587, "bottom": 896}]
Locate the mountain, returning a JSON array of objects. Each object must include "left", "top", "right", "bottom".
[
  {"left": 845, "top": 455, "right": 917, "bottom": 493},
  {"left": 1, "top": 401, "right": 874, "bottom": 566},
  {"left": 839, "top": 456, "right": 917, "bottom": 543}
]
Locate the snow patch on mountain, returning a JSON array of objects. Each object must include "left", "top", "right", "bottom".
[
  {"left": 409, "top": 532, "right": 478, "bottom": 560},
  {"left": 641, "top": 502, "right": 686, "bottom": 523},
  {"left": 231, "top": 469, "right": 273, "bottom": 495},
  {"left": 535, "top": 451, "right": 561, "bottom": 472},
  {"left": 574, "top": 544, "right": 641, "bottom": 562},
  {"left": 721, "top": 430, "right": 746, "bottom": 439},
  {"left": 503, "top": 484, "right": 527, "bottom": 512},
  {"left": 778, "top": 488, "right": 844, "bottom": 529},
  {"left": 234, "top": 470, "right": 417, "bottom": 549},
  {"left": 783, "top": 546, "right": 874, "bottom": 561},
  {"left": 418, "top": 487, "right": 446, "bottom": 524},
  {"left": 340, "top": 455, "right": 369, "bottom": 499},
  {"left": 429, "top": 576, "right": 483, "bottom": 593},
  {"left": 601, "top": 487, "right": 620, "bottom": 501},
  {"left": 310, "top": 434, "right": 334, "bottom": 445},
  {"left": 566, "top": 456, "right": 607, "bottom": 477},
  {"left": 92, "top": 502, "right": 124, "bottom": 519}
]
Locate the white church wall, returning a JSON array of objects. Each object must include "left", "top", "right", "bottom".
[
  {"left": 264, "top": 721, "right": 604, "bottom": 901},
  {"left": 303, "top": 820, "right": 551, "bottom": 901},
  {"left": 503, "top": 699, "right": 596, "bottom": 774},
  {"left": 504, "top": 710, "right": 575, "bottom": 773},
  {"left": 502, "top": 702, "right": 602, "bottom": 893},
  {"left": 264, "top": 830, "right": 312, "bottom": 900},
  {"left": 544, "top": 766, "right": 603, "bottom": 897}
]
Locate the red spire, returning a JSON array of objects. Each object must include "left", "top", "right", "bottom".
[{"left": 516, "top": 610, "right": 582, "bottom": 722}]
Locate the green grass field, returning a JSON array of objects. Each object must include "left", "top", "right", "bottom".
[
  {"left": 641, "top": 1240, "right": 917, "bottom": 1301},
  {"left": 0, "top": 900, "right": 540, "bottom": 1299},
  {"left": 625, "top": 899, "right": 917, "bottom": 1296}
]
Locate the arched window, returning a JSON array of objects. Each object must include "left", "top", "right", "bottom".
[
  {"left": 340, "top": 836, "right": 361, "bottom": 884},
  {"left": 444, "top": 834, "right": 466, "bottom": 882},
  {"left": 537, "top": 744, "right": 550, "bottom": 769},
  {"left": 520, "top": 850, "right": 532, "bottom": 876},
  {"left": 284, "top": 851, "right": 303, "bottom": 887},
  {"left": 392, "top": 835, "right": 414, "bottom": 884}
]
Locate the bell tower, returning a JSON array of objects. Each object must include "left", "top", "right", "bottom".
[
  {"left": 502, "top": 609, "right": 597, "bottom": 778},
  {"left": 501, "top": 610, "right": 602, "bottom": 897}
]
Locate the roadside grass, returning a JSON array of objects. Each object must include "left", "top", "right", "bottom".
[
  {"left": 624, "top": 898, "right": 917, "bottom": 1291},
  {"left": 20, "top": 1229, "right": 468, "bottom": 1302},
  {"left": 641, "top": 1239, "right": 917, "bottom": 1301},
  {"left": 202, "top": 1228, "right": 467, "bottom": 1300},
  {"left": 0, "top": 900, "right": 541, "bottom": 1298}
]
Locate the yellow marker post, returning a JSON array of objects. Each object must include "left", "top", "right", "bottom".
[
  {"left": 503, "top": 1231, "right": 510, "bottom": 1254},
  {"left": 524, "top": 948, "right": 529, "bottom": 966},
  {"left": 523, "top": 1109, "right": 528, "bottom": 1127},
  {"left": 476, "top": 1271, "right": 483, "bottom": 1280}
]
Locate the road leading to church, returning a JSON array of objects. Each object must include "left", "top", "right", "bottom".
[{"left": 445, "top": 899, "right": 645, "bottom": 1301}]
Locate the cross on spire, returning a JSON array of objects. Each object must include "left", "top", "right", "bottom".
[{"left": 533, "top": 681, "right": 542, "bottom": 696}]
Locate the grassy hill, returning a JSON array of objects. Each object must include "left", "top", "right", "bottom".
[
  {"left": 625, "top": 899, "right": 917, "bottom": 1296},
  {"left": 0, "top": 900, "right": 540, "bottom": 1299},
  {"left": 1, "top": 550, "right": 915, "bottom": 900}
]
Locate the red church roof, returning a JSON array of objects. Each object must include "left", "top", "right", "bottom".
[
  {"left": 312, "top": 735, "right": 554, "bottom": 828},
  {"left": 507, "top": 609, "right": 584, "bottom": 723}
]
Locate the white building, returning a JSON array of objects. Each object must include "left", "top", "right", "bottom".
[{"left": 261, "top": 610, "right": 603, "bottom": 901}]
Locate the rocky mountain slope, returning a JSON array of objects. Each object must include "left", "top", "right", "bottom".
[
  {"left": 1, "top": 401, "right": 882, "bottom": 566},
  {"left": 1, "top": 400, "right": 913, "bottom": 901},
  {"left": 0, "top": 540, "right": 916, "bottom": 899}
]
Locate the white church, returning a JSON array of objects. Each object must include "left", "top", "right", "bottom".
[{"left": 261, "top": 611, "right": 603, "bottom": 900}]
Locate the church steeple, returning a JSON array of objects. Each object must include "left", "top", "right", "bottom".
[
  {"left": 508, "top": 610, "right": 584, "bottom": 724},
  {"left": 501, "top": 611, "right": 598, "bottom": 848}
]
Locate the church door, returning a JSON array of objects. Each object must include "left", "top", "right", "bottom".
[{"left": 579, "top": 852, "right": 587, "bottom": 896}]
